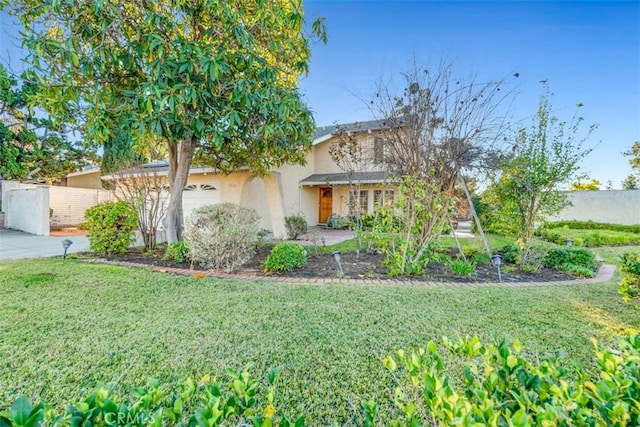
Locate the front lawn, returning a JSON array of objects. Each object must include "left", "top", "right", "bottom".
[{"left": 0, "top": 258, "right": 638, "bottom": 424}]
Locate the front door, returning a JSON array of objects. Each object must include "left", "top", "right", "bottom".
[{"left": 318, "top": 187, "right": 333, "bottom": 223}]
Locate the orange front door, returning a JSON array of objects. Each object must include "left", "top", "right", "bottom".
[{"left": 318, "top": 187, "right": 333, "bottom": 223}]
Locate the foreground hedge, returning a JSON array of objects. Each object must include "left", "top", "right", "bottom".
[{"left": 2, "top": 335, "right": 638, "bottom": 426}]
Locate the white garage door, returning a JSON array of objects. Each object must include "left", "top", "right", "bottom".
[{"left": 182, "top": 183, "right": 220, "bottom": 220}]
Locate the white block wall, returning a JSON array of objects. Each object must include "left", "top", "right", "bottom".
[
  {"left": 49, "top": 186, "right": 114, "bottom": 228},
  {"left": 552, "top": 190, "right": 640, "bottom": 225},
  {"left": 6, "top": 186, "right": 50, "bottom": 235}
]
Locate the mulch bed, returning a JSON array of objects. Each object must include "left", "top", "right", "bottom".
[{"left": 86, "top": 245, "right": 576, "bottom": 283}]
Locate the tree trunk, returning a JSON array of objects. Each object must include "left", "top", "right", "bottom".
[{"left": 164, "top": 136, "right": 197, "bottom": 243}]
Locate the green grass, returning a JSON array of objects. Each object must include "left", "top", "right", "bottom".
[
  {"left": 1, "top": 258, "right": 639, "bottom": 424},
  {"left": 592, "top": 245, "right": 640, "bottom": 265}
]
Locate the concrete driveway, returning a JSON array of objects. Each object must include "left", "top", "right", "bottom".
[{"left": 0, "top": 229, "right": 89, "bottom": 261}]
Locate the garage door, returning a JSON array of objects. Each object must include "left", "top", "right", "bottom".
[{"left": 182, "top": 183, "right": 220, "bottom": 220}]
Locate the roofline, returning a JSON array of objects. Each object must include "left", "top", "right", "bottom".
[
  {"left": 300, "top": 179, "right": 390, "bottom": 186},
  {"left": 67, "top": 168, "right": 101, "bottom": 178},
  {"left": 102, "top": 166, "right": 241, "bottom": 180},
  {"left": 311, "top": 133, "right": 335, "bottom": 146}
]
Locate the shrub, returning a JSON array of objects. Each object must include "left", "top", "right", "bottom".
[
  {"left": 84, "top": 201, "right": 138, "bottom": 255},
  {"left": 184, "top": 203, "right": 259, "bottom": 272},
  {"left": 373, "top": 334, "right": 640, "bottom": 426},
  {"left": 466, "top": 248, "right": 491, "bottom": 265},
  {"left": 560, "top": 262, "right": 596, "bottom": 278},
  {"left": 517, "top": 243, "right": 548, "bottom": 272},
  {"left": 163, "top": 241, "right": 189, "bottom": 263},
  {"left": 326, "top": 213, "right": 348, "bottom": 229},
  {"left": 264, "top": 242, "right": 307, "bottom": 272},
  {"left": 360, "top": 207, "right": 400, "bottom": 233},
  {"left": 450, "top": 259, "right": 476, "bottom": 276},
  {"left": 497, "top": 243, "right": 519, "bottom": 264},
  {"left": 542, "top": 246, "right": 598, "bottom": 277},
  {"left": 0, "top": 369, "right": 303, "bottom": 426},
  {"left": 284, "top": 214, "right": 308, "bottom": 239},
  {"left": 619, "top": 251, "right": 640, "bottom": 303}
]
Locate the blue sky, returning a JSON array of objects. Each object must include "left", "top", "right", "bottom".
[
  {"left": 1, "top": 1, "right": 639, "bottom": 187},
  {"left": 299, "top": 0, "right": 640, "bottom": 188}
]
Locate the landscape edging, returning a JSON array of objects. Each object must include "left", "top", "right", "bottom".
[{"left": 85, "top": 258, "right": 617, "bottom": 288}]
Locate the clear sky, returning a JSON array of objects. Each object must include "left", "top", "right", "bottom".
[
  {"left": 1, "top": 1, "right": 639, "bottom": 187},
  {"left": 299, "top": 0, "right": 640, "bottom": 188}
]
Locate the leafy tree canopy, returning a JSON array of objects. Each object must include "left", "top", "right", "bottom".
[
  {"left": 6, "top": 0, "right": 326, "bottom": 241},
  {"left": 483, "top": 83, "right": 595, "bottom": 245},
  {"left": 622, "top": 174, "right": 639, "bottom": 190},
  {"left": 624, "top": 141, "right": 640, "bottom": 171},
  {"left": 570, "top": 178, "right": 601, "bottom": 191},
  {"left": 0, "top": 63, "right": 94, "bottom": 183}
]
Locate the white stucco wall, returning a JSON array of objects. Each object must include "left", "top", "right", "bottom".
[
  {"left": 6, "top": 186, "right": 50, "bottom": 235},
  {"left": 551, "top": 190, "right": 640, "bottom": 225}
]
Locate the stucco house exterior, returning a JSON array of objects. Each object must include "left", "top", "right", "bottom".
[{"left": 92, "top": 119, "right": 396, "bottom": 237}]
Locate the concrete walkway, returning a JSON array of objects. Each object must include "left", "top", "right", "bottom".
[{"left": 0, "top": 229, "right": 89, "bottom": 261}]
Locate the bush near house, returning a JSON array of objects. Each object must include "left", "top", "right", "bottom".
[
  {"left": 184, "top": 203, "right": 259, "bottom": 273},
  {"left": 284, "top": 214, "right": 308, "bottom": 240},
  {"left": 264, "top": 242, "right": 308, "bottom": 272},
  {"left": 162, "top": 241, "right": 190, "bottom": 263},
  {"left": 84, "top": 201, "right": 138, "bottom": 255}
]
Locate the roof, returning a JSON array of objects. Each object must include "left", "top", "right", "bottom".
[
  {"left": 101, "top": 160, "right": 225, "bottom": 180},
  {"left": 300, "top": 171, "right": 391, "bottom": 186},
  {"left": 66, "top": 165, "right": 101, "bottom": 178},
  {"left": 312, "top": 118, "right": 400, "bottom": 145}
]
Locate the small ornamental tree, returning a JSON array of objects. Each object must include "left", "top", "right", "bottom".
[
  {"left": 363, "top": 60, "right": 516, "bottom": 274},
  {"left": 483, "top": 83, "right": 595, "bottom": 245}
]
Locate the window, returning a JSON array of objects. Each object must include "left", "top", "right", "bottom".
[
  {"left": 374, "top": 190, "right": 394, "bottom": 207},
  {"left": 349, "top": 190, "right": 369, "bottom": 215}
]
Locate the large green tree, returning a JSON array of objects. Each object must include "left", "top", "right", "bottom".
[
  {"left": 483, "top": 84, "right": 595, "bottom": 245},
  {"left": 0, "top": 63, "right": 92, "bottom": 183},
  {"left": 6, "top": 0, "right": 325, "bottom": 242}
]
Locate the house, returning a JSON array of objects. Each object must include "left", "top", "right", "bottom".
[{"left": 57, "top": 119, "right": 396, "bottom": 237}]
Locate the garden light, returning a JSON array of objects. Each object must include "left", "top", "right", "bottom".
[
  {"left": 62, "top": 239, "right": 73, "bottom": 260},
  {"left": 566, "top": 239, "right": 573, "bottom": 246},
  {"left": 332, "top": 251, "right": 344, "bottom": 278},
  {"left": 321, "top": 235, "right": 326, "bottom": 246},
  {"left": 491, "top": 254, "right": 503, "bottom": 283}
]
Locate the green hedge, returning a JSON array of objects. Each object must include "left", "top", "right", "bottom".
[
  {"left": 543, "top": 221, "right": 640, "bottom": 234},
  {"left": 537, "top": 228, "right": 640, "bottom": 247}
]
